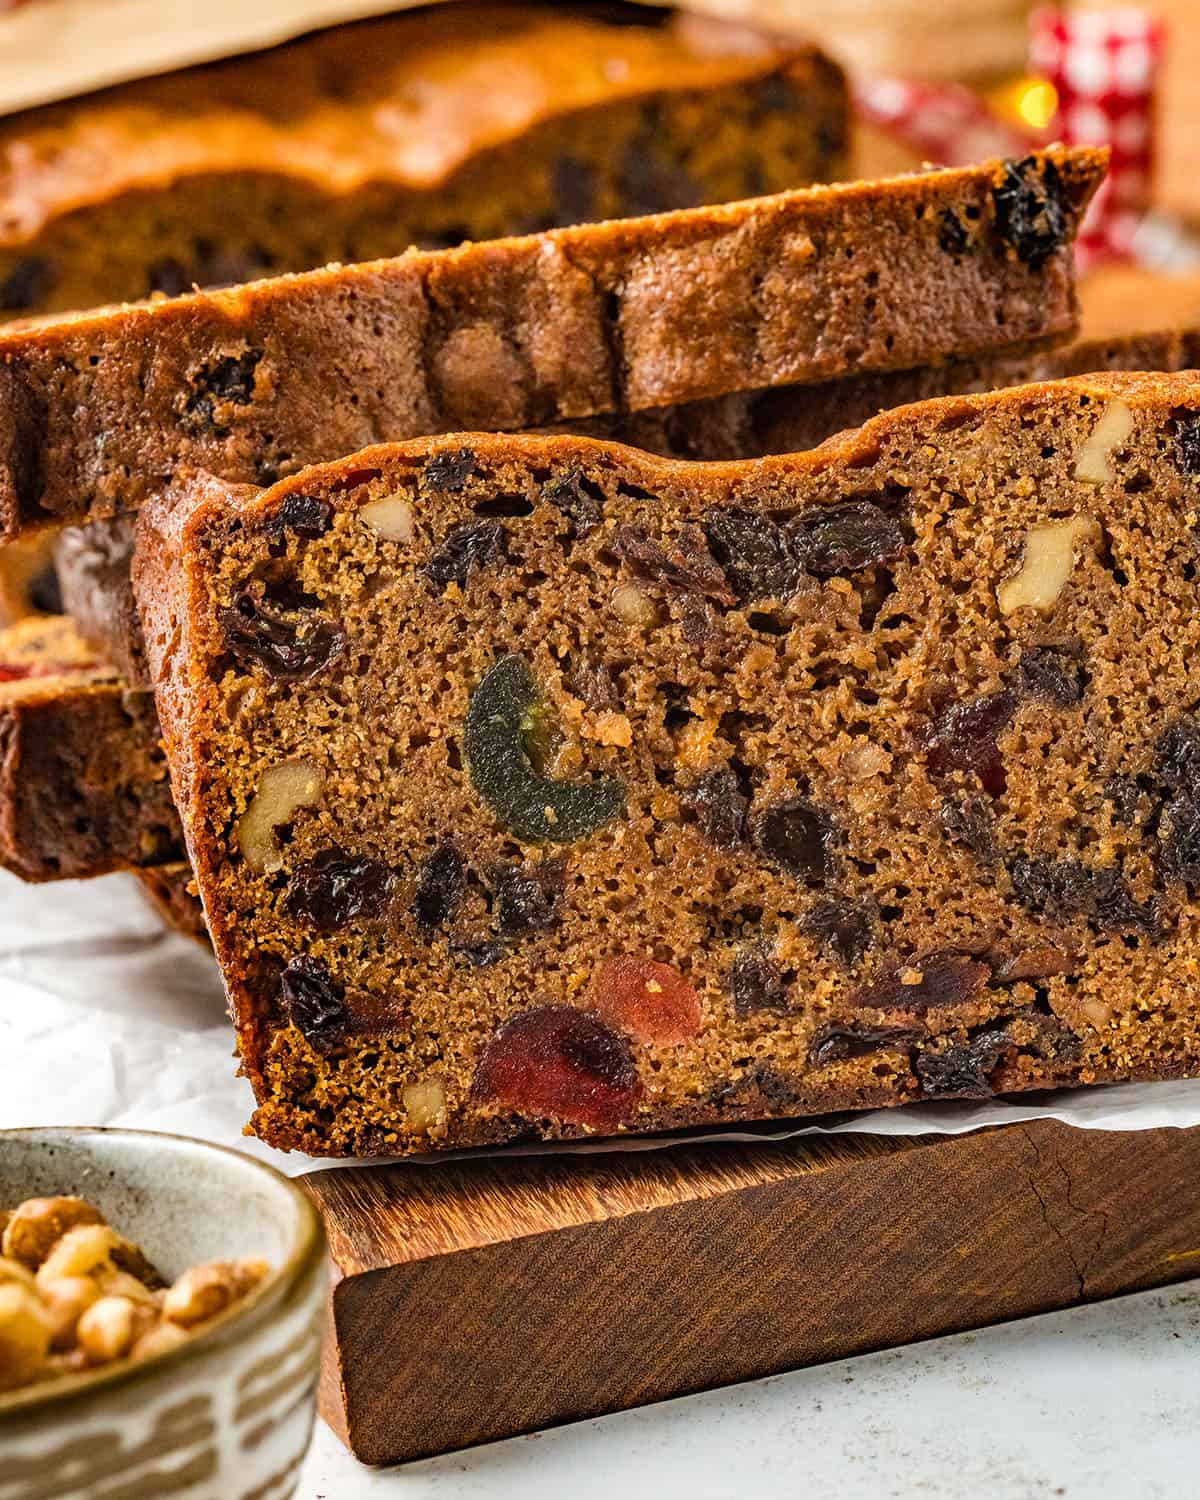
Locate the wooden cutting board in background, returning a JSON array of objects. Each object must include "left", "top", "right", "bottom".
[{"left": 301, "top": 1117, "right": 1200, "bottom": 1465}]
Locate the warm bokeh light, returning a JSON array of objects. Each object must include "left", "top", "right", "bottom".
[{"left": 1014, "top": 77, "right": 1059, "bottom": 132}]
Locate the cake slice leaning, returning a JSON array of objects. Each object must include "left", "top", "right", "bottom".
[{"left": 134, "top": 371, "right": 1200, "bottom": 1156}]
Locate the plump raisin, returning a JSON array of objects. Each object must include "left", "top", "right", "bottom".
[
  {"left": 471, "top": 1005, "right": 642, "bottom": 1130},
  {"left": 809, "top": 1022, "right": 920, "bottom": 1067},
  {"left": 0, "top": 257, "right": 56, "bottom": 312},
  {"left": 422, "top": 448, "right": 477, "bottom": 492},
  {"left": 1105, "top": 774, "right": 1147, "bottom": 826},
  {"left": 423, "top": 521, "right": 506, "bottom": 590},
  {"left": 937, "top": 792, "right": 999, "bottom": 864},
  {"left": 683, "top": 767, "right": 748, "bottom": 852},
  {"left": 751, "top": 796, "right": 838, "bottom": 883},
  {"left": 915, "top": 1028, "right": 1013, "bottom": 1099},
  {"left": 990, "top": 946, "right": 1077, "bottom": 983},
  {"left": 922, "top": 690, "right": 1016, "bottom": 796},
  {"left": 218, "top": 585, "right": 346, "bottom": 680},
  {"left": 592, "top": 956, "right": 702, "bottom": 1044},
  {"left": 1161, "top": 795, "right": 1200, "bottom": 886},
  {"left": 286, "top": 848, "right": 395, "bottom": 931},
  {"left": 543, "top": 468, "right": 604, "bottom": 537},
  {"left": 494, "top": 858, "right": 566, "bottom": 935},
  {"left": 1175, "top": 415, "right": 1200, "bottom": 477},
  {"left": 612, "top": 524, "right": 735, "bottom": 604},
  {"left": 1156, "top": 717, "right": 1200, "bottom": 793},
  {"left": 451, "top": 936, "right": 504, "bottom": 967},
  {"left": 938, "top": 211, "right": 971, "bottom": 256},
  {"left": 703, "top": 507, "right": 802, "bottom": 603},
  {"left": 279, "top": 956, "right": 346, "bottom": 1047},
  {"left": 413, "top": 842, "right": 464, "bottom": 932},
  {"left": 265, "top": 494, "right": 333, "bottom": 541},
  {"left": 992, "top": 155, "right": 1066, "bottom": 270},
  {"left": 728, "top": 947, "right": 793, "bottom": 1015},
  {"left": 854, "top": 951, "right": 991, "bottom": 1012},
  {"left": 788, "top": 501, "right": 906, "bottom": 578},
  {"left": 465, "top": 654, "right": 625, "bottom": 843},
  {"left": 1017, "top": 646, "right": 1087, "bottom": 707},
  {"left": 802, "top": 900, "right": 875, "bottom": 966},
  {"left": 564, "top": 655, "right": 619, "bottom": 710},
  {"left": 182, "top": 350, "right": 262, "bottom": 433},
  {"left": 1008, "top": 854, "right": 1158, "bottom": 934}
]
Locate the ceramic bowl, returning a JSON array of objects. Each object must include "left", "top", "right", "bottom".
[{"left": 0, "top": 1128, "right": 326, "bottom": 1500}]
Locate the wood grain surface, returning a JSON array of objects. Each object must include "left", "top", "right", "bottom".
[{"left": 301, "top": 1120, "right": 1200, "bottom": 1465}]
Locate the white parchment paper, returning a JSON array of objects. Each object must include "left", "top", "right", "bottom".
[{"left": 4, "top": 865, "right": 1200, "bottom": 1177}]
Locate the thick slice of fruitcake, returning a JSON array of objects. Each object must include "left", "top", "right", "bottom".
[
  {"left": 0, "top": 148, "right": 1104, "bottom": 539},
  {"left": 134, "top": 371, "right": 1200, "bottom": 1156}
]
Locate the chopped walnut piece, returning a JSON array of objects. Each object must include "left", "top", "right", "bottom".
[
  {"left": 610, "top": 582, "right": 658, "bottom": 626},
  {"left": 238, "top": 758, "right": 324, "bottom": 874},
  {"left": 402, "top": 1078, "right": 447, "bottom": 1134},
  {"left": 360, "top": 492, "right": 416, "bottom": 543},
  {"left": 1074, "top": 399, "right": 1134, "bottom": 484},
  {"left": 997, "top": 514, "right": 1099, "bottom": 616}
]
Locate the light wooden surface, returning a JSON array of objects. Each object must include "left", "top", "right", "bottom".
[{"left": 301, "top": 1119, "right": 1200, "bottom": 1465}]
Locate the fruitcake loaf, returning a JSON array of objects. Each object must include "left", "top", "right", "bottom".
[
  {"left": 134, "top": 371, "right": 1200, "bottom": 1156},
  {"left": 0, "top": 147, "right": 1105, "bottom": 539},
  {"left": 53, "top": 316, "right": 1186, "bottom": 692},
  {"left": 0, "top": 617, "right": 182, "bottom": 881},
  {"left": 0, "top": 4, "right": 848, "bottom": 322}
]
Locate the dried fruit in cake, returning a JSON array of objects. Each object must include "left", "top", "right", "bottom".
[{"left": 132, "top": 371, "right": 1200, "bottom": 1159}]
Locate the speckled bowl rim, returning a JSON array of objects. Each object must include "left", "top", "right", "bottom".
[{"left": 0, "top": 1126, "right": 326, "bottom": 1425}]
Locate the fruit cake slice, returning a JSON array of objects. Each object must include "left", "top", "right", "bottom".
[
  {"left": 0, "top": 617, "right": 181, "bottom": 881},
  {"left": 135, "top": 371, "right": 1200, "bottom": 1156},
  {"left": 0, "top": 147, "right": 1105, "bottom": 539},
  {"left": 0, "top": 5, "right": 847, "bottom": 321}
]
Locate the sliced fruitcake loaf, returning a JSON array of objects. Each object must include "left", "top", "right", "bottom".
[
  {"left": 0, "top": 4, "right": 848, "bottom": 321},
  {"left": 134, "top": 370, "right": 1200, "bottom": 1156},
  {"left": 0, "top": 617, "right": 181, "bottom": 881},
  {"left": 0, "top": 147, "right": 1105, "bottom": 538}
]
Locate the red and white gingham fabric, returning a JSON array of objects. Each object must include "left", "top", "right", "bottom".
[{"left": 1031, "top": 6, "right": 1162, "bottom": 266}]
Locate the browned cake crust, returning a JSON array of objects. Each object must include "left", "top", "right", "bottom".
[
  {"left": 134, "top": 370, "right": 1200, "bottom": 1157},
  {"left": 0, "top": 617, "right": 182, "bottom": 880},
  {"left": 0, "top": 5, "right": 847, "bottom": 320},
  {"left": 0, "top": 147, "right": 1105, "bottom": 539},
  {"left": 53, "top": 317, "right": 1183, "bottom": 692}
]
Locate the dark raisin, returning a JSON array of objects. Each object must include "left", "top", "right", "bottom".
[
  {"left": 1008, "top": 854, "right": 1158, "bottom": 934},
  {"left": 551, "top": 156, "right": 598, "bottom": 224},
  {"left": 280, "top": 956, "right": 346, "bottom": 1046},
  {"left": 923, "top": 690, "right": 1017, "bottom": 796},
  {"left": 217, "top": 585, "right": 346, "bottom": 680},
  {"left": 809, "top": 1022, "right": 921, "bottom": 1067},
  {"left": 0, "top": 257, "right": 56, "bottom": 311},
  {"left": 938, "top": 210, "right": 971, "bottom": 256},
  {"left": 703, "top": 507, "right": 802, "bottom": 603},
  {"left": 680, "top": 597, "right": 723, "bottom": 648},
  {"left": 422, "top": 448, "right": 477, "bottom": 492},
  {"left": 612, "top": 524, "right": 735, "bottom": 604},
  {"left": 990, "top": 946, "right": 1077, "bottom": 983},
  {"left": 471, "top": 1004, "right": 642, "bottom": 1130},
  {"left": 1017, "top": 646, "right": 1086, "bottom": 707},
  {"left": 728, "top": 947, "right": 793, "bottom": 1015},
  {"left": 1105, "top": 774, "right": 1147, "bottom": 826},
  {"left": 543, "top": 467, "right": 604, "bottom": 537},
  {"left": 1161, "top": 794, "right": 1200, "bottom": 886},
  {"left": 182, "top": 350, "right": 262, "bottom": 433},
  {"left": 1175, "top": 415, "right": 1200, "bottom": 477},
  {"left": 494, "top": 858, "right": 566, "bottom": 935},
  {"left": 286, "top": 848, "right": 395, "bottom": 931},
  {"left": 711, "top": 1062, "right": 801, "bottom": 1110},
  {"left": 751, "top": 796, "right": 838, "bottom": 883},
  {"left": 1156, "top": 716, "right": 1200, "bottom": 794},
  {"left": 915, "top": 1028, "right": 1013, "bottom": 1098},
  {"left": 265, "top": 494, "right": 333, "bottom": 541},
  {"left": 802, "top": 900, "right": 875, "bottom": 966},
  {"left": 788, "top": 501, "right": 906, "bottom": 577},
  {"left": 413, "top": 842, "right": 465, "bottom": 932},
  {"left": 854, "top": 951, "right": 991, "bottom": 1012},
  {"left": 423, "top": 521, "right": 506, "bottom": 589},
  {"left": 682, "top": 767, "right": 748, "bottom": 852},
  {"left": 452, "top": 937, "right": 504, "bottom": 967},
  {"left": 992, "top": 155, "right": 1066, "bottom": 270},
  {"left": 564, "top": 655, "right": 619, "bottom": 710},
  {"left": 938, "top": 792, "right": 999, "bottom": 864},
  {"left": 465, "top": 654, "right": 625, "bottom": 843}
]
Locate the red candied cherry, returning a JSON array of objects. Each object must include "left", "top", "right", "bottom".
[
  {"left": 592, "top": 955, "right": 702, "bottom": 1045},
  {"left": 471, "top": 1005, "right": 642, "bottom": 1131}
]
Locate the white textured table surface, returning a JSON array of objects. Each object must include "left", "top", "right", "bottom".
[{"left": 299, "top": 1282, "right": 1200, "bottom": 1499}]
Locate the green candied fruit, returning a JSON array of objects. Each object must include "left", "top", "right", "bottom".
[{"left": 465, "top": 654, "right": 625, "bottom": 843}]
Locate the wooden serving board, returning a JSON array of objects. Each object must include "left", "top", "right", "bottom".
[{"left": 300, "top": 1119, "right": 1200, "bottom": 1466}]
